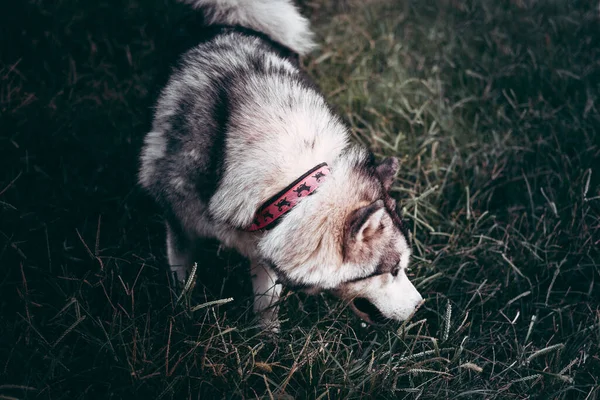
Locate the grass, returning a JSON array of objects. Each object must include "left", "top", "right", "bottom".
[{"left": 1, "top": 0, "right": 599, "bottom": 398}]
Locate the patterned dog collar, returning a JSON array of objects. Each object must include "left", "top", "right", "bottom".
[{"left": 246, "top": 163, "right": 330, "bottom": 231}]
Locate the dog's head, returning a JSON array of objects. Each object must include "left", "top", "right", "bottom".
[{"left": 258, "top": 149, "right": 422, "bottom": 324}]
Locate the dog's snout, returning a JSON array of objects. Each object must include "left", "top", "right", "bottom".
[
  {"left": 341, "top": 268, "right": 423, "bottom": 325},
  {"left": 414, "top": 289, "right": 423, "bottom": 303},
  {"left": 351, "top": 297, "right": 391, "bottom": 325}
]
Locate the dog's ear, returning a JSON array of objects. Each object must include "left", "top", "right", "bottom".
[
  {"left": 347, "top": 200, "right": 385, "bottom": 242},
  {"left": 376, "top": 157, "right": 399, "bottom": 190}
]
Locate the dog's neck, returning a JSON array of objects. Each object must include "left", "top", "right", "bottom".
[
  {"left": 256, "top": 147, "right": 382, "bottom": 288},
  {"left": 208, "top": 72, "right": 350, "bottom": 228},
  {"left": 245, "top": 163, "right": 331, "bottom": 231}
]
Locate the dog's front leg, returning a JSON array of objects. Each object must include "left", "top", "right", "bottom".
[
  {"left": 166, "top": 222, "right": 195, "bottom": 283},
  {"left": 251, "top": 261, "right": 282, "bottom": 332}
]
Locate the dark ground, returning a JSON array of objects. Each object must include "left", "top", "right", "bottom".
[{"left": 1, "top": 0, "right": 599, "bottom": 399}]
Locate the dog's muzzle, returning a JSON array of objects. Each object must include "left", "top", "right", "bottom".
[{"left": 335, "top": 268, "right": 423, "bottom": 325}]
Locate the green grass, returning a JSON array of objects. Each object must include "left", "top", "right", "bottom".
[{"left": 1, "top": 0, "right": 599, "bottom": 398}]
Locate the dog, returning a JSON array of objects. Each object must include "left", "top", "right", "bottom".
[{"left": 139, "top": 0, "right": 423, "bottom": 331}]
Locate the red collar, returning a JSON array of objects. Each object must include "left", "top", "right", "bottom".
[{"left": 245, "top": 163, "right": 330, "bottom": 231}]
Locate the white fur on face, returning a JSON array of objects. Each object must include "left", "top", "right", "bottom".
[
  {"left": 179, "top": 0, "right": 316, "bottom": 55},
  {"left": 341, "top": 269, "right": 423, "bottom": 322}
]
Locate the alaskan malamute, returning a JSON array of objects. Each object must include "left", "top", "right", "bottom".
[{"left": 139, "top": 0, "right": 423, "bottom": 331}]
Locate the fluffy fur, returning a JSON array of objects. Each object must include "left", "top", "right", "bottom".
[
  {"left": 139, "top": 0, "right": 422, "bottom": 330},
  {"left": 178, "top": 0, "right": 316, "bottom": 55}
]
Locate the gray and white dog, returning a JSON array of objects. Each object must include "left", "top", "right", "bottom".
[{"left": 139, "top": 0, "right": 423, "bottom": 331}]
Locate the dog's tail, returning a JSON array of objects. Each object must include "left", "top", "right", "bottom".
[{"left": 178, "top": 0, "right": 316, "bottom": 55}]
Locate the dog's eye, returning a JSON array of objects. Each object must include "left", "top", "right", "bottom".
[{"left": 391, "top": 266, "right": 400, "bottom": 277}]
